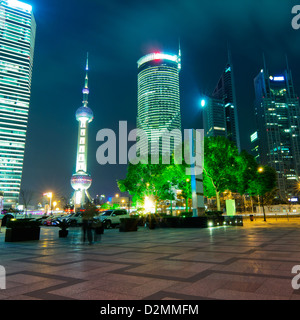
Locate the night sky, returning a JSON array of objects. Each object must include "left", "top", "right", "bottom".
[{"left": 20, "top": 0, "right": 300, "bottom": 202}]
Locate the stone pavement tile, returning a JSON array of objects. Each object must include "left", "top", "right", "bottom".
[
  {"left": 169, "top": 251, "right": 237, "bottom": 263},
  {"left": 64, "top": 288, "right": 141, "bottom": 300},
  {"left": 208, "top": 288, "right": 284, "bottom": 300},
  {"left": 205, "top": 245, "right": 259, "bottom": 253},
  {"left": 211, "top": 259, "right": 286, "bottom": 276},
  {"left": 7, "top": 274, "right": 52, "bottom": 284},
  {"left": 278, "top": 261, "right": 300, "bottom": 272},
  {"left": 49, "top": 279, "right": 108, "bottom": 296},
  {"left": 0, "top": 293, "right": 8, "bottom": 299},
  {"left": 50, "top": 264, "right": 128, "bottom": 280},
  {"left": 126, "top": 279, "right": 178, "bottom": 298},
  {"left": 262, "top": 244, "right": 300, "bottom": 252},
  {"left": 167, "top": 272, "right": 268, "bottom": 298},
  {"left": 106, "top": 252, "right": 169, "bottom": 263},
  {"left": 127, "top": 261, "right": 214, "bottom": 279},
  {"left": 255, "top": 278, "right": 295, "bottom": 298},
  {"left": 166, "top": 278, "right": 228, "bottom": 298},
  {"left": 142, "top": 245, "right": 194, "bottom": 254},
  {"left": 5, "top": 294, "right": 42, "bottom": 300},
  {"left": 102, "top": 273, "right": 153, "bottom": 285},
  {"left": 220, "top": 280, "right": 262, "bottom": 292},
  {"left": 0, "top": 279, "right": 65, "bottom": 298},
  {"left": 290, "top": 293, "right": 300, "bottom": 300},
  {"left": 247, "top": 250, "right": 299, "bottom": 260},
  {"left": 6, "top": 280, "right": 25, "bottom": 289}
]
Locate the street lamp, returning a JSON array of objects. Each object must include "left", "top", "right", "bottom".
[
  {"left": 186, "top": 178, "right": 190, "bottom": 212},
  {"left": 257, "top": 167, "right": 266, "bottom": 222},
  {"left": 43, "top": 192, "right": 53, "bottom": 215}
]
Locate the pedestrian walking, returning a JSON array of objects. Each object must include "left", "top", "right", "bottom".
[{"left": 82, "top": 211, "right": 94, "bottom": 244}]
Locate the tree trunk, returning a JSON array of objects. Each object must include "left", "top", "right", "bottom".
[
  {"left": 262, "top": 195, "right": 266, "bottom": 222},
  {"left": 216, "top": 191, "right": 221, "bottom": 212}
]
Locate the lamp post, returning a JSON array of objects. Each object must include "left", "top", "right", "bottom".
[
  {"left": 43, "top": 192, "right": 53, "bottom": 215},
  {"left": 258, "top": 167, "right": 266, "bottom": 222},
  {"left": 186, "top": 178, "right": 190, "bottom": 212}
]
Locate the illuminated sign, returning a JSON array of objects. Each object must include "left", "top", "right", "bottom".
[
  {"left": 4, "top": 0, "right": 32, "bottom": 12},
  {"left": 137, "top": 53, "right": 179, "bottom": 68},
  {"left": 251, "top": 131, "right": 258, "bottom": 142},
  {"left": 269, "top": 75, "right": 285, "bottom": 82}
]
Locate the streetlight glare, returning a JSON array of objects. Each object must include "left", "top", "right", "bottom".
[{"left": 200, "top": 99, "right": 206, "bottom": 108}]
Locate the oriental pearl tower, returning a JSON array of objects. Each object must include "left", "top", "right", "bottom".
[{"left": 71, "top": 54, "right": 93, "bottom": 209}]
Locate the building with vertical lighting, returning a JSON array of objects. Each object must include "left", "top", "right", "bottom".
[
  {"left": 71, "top": 55, "right": 93, "bottom": 209},
  {"left": 136, "top": 51, "right": 182, "bottom": 156},
  {"left": 252, "top": 61, "right": 300, "bottom": 198},
  {"left": 211, "top": 50, "right": 241, "bottom": 151},
  {"left": 0, "top": 0, "right": 36, "bottom": 208},
  {"left": 202, "top": 97, "right": 227, "bottom": 138}
]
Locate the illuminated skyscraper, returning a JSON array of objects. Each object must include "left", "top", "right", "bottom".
[
  {"left": 71, "top": 55, "right": 93, "bottom": 208},
  {"left": 137, "top": 51, "right": 182, "bottom": 155},
  {"left": 252, "top": 60, "right": 300, "bottom": 198},
  {"left": 0, "top": 0, "right": 36, "bottom": 208},
  {"left": 211, "top": 50, "right": 241, "bottom": 151},
  {"left": 202, "top": 98, "right": 227, "bottom": 138}
]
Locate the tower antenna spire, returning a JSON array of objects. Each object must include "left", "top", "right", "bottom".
[
  {"left": 82, "top": 52, "right": 89, "bottom": 107},
  {"left": 178, "top": 38, "right": 181, "bottom": 70}
]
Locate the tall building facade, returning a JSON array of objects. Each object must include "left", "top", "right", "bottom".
[
  {"left": 252, "top": 64, "right": 300, "bottom": 198},
  {"left": 0, "top": 0, "right": 36, "bottom": 208},
  {"left": 71, "top": 55, "right": 93, "bottom": 209},
  {"left": 211, "top": 52, "right": 241, "bottom": 151},
  {"left": 202, "top": 98, "right": 226, "bottom": 138},
  {"left": 136, "top": 52, "right": 182, "bottom": 156}
]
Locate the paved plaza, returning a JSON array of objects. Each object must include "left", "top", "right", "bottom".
[{"left": 0, "top": 217, "right": 300, "bottom": 300}]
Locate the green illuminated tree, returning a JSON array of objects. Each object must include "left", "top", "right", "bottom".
[
  {"left": 203, "top": 136, "right": 239, "bottom": 211},
  {"left": 117, "top": 154, "right": 190, "bottom": 212},
  {"left": 236, "top": 150, "right": 259, "bottom": 195},
  {"left": 248, "top": 165, "right": 277, "bottom": 221}
]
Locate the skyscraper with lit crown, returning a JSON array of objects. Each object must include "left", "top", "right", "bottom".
[
  {"left": 0, "top": 0, "right": 36, "bottom": 208},
  {"left": 211, "top": 49, "right": 241, "bottom": 151},
  {"left": 251, "top": 59, "right": 300, "bottom": 199},
  {"left": 71, "top": 54, "right": 93, "bottom": 208},
  {"left": 136, "top": 50, "right": 182, "bottom": 155}
]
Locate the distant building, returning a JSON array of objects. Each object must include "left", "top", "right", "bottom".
[
  {"left": 71, "top": 55, "right": 93, "bottom": 208},
  {"left": 0, "top": 0, "right": 36, "bottom": 208},
  {"left": 202, "top": 97, "right": 227, "bottom": 138},
  {"left": 252, "top": 61, "right": 300, "bottom": 198},
  {"left": 211, "top": 51, "right": 241, "bottom": 151},
  {"left": 136, "top": 51, "right": 182, "bottom": 155}
]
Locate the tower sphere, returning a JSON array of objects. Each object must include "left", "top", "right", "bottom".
[
  {"left": 71, "top": 171, "right": 92, "bottom": 190},
  {"left": 76, "top": 106, "right": 93, "bottom": 122}
]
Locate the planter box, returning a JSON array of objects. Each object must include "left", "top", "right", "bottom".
[
  {"left": 59, "top": 229, "right": 68, "bottom": 238},
  {"left": 5, "top": 227, "right": 40, "bottom": 242},
  {"left": 119, "top": 218, "right": 138, "bottom": 232}
]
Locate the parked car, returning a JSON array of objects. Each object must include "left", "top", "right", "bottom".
[
  {"left": 96, "top": 209, "right": 130, "bottom": 229},
  {"left": 67, "top": 212, "right": 83, "bottom": 226}
]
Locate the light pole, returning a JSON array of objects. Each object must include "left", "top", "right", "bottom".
[
  {"left": 43, "top": 192, "right": 53, "bottom": 215},
  {"left": 186, "top": 178, "right": 190, "bottom": 212},
  {"left": 258, "top": 167, "right": 266, "bottom": 222}
]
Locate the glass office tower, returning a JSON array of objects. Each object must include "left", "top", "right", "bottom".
[
  {"left": 202, "top": 97, "right": 227, "bottom": 138},
  {"left": 137, "top": 52, "right": 182, "bottom": 156},
  {"left": 0, "top": 0, "right": 36, "bottom": 208},
  {"left": 253, "top": 65, "right": 300, "bottom": 199},
  {"left": 212, "top": 53, "right": 241, "bottom": 151}
]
